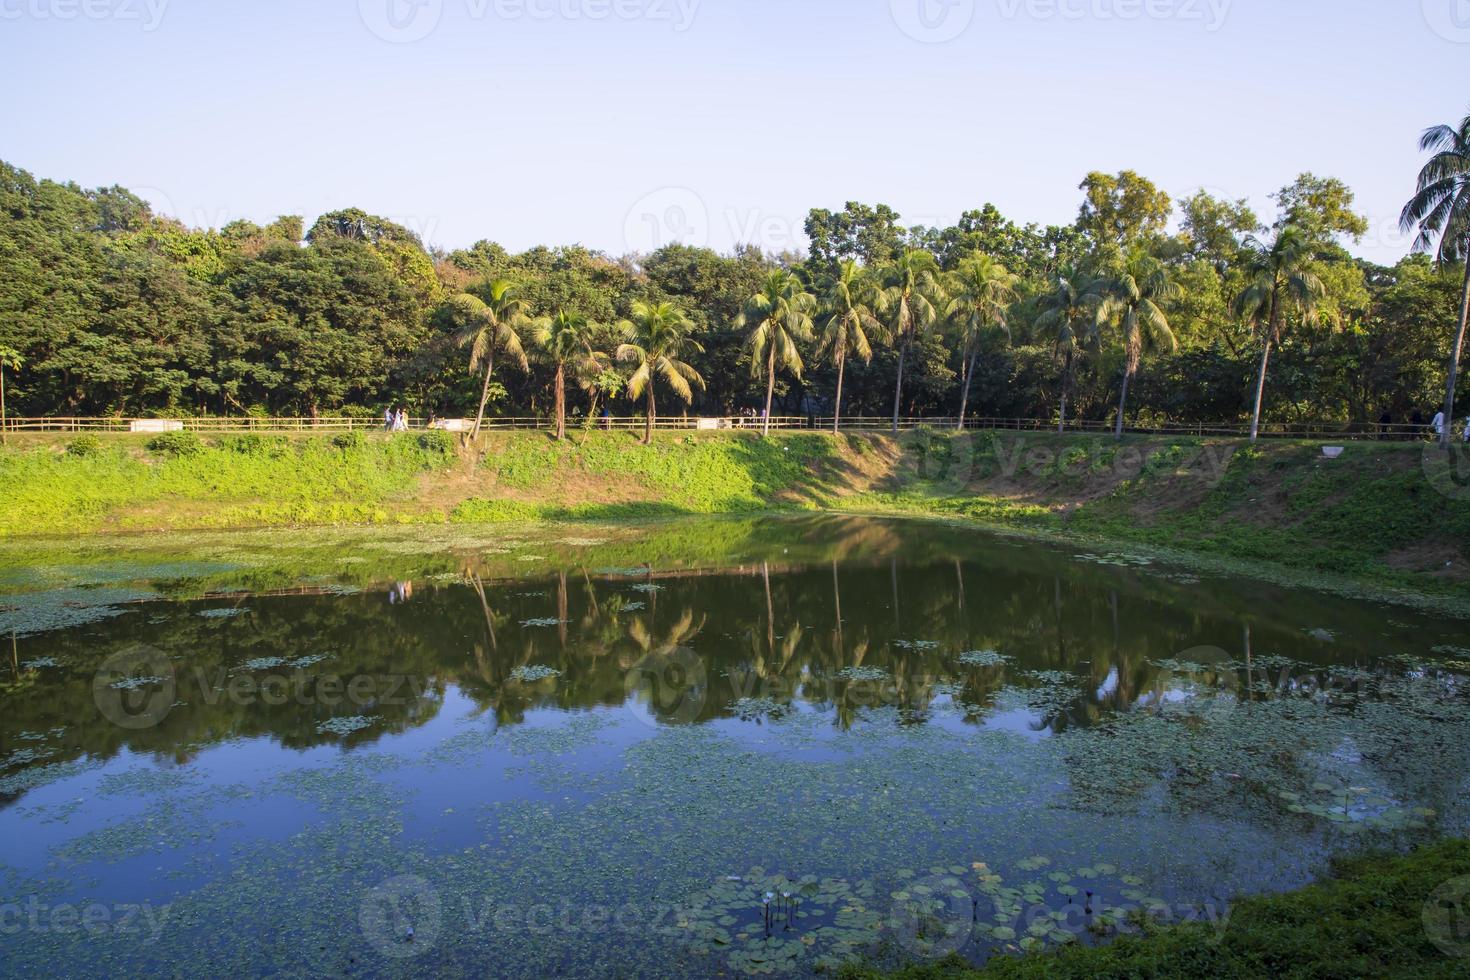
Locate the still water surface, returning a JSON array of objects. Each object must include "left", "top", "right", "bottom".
[{"left": 1, "top": 516, "right": 1467, "bottom": 976}]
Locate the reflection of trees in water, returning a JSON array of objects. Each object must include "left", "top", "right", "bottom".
[{"left": 3, "top": 547, "right": 1432, "bottom": 808}]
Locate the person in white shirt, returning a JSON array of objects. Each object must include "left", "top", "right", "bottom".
[{"left": 1432, "top": 410, "right": 1446, "bottom": 437}]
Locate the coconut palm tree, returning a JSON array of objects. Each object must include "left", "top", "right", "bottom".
[
  {"left": 1034, "top": 270, "right": 1106, "bottom": 433},
  {"left": 535, "top": 311, "right": 606, "bottom": 440},
  {"left": 448, "top": 281, "right": 530, "bottom": 439},
  {"left": 945, "top": 253, "right": 1017, "bottom": 431},
  {"left": 0, "top": 345, "right": 21, "bottom": 447},
  {"left": 1401, "top": 109, "right": 1470, "bottom": 450},
  {"left": 1231, "top": 226, "right": 1326, "bottom": 442},
  {"left": 817, "top": 260, "right": 887, "bottom": 433},
  {"left": 735, "top": 270, "right": 816, "bottom": 437},
  {"left": 1097, "top": 251, "right": 1180, "bottom": 440},
  {"left": 881, "top": 249, "right": 944, "bottom": 433},
  {"left": 615, "top": 300, "right": 705, "bottom": 444}
]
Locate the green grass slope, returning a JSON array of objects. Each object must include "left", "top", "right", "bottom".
[{"left": 3, "top": 428, "right": 1467, "bottom": 598}]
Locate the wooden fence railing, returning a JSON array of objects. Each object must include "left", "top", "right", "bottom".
[{"left": 0, "top": 415, "right": 1450, "bottom": 441}]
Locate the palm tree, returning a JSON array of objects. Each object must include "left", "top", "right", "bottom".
[
  {"left": 817, "top": 260, "right": 887, "bottom": 433},
  {"left": 615, "top": 300, "right": 705, "bottom": 444},
  {"left": 881, "top": 249, "right": 944, "bottom": 433},
  {"left": 448, "top": 280, "right": 530, "bottom": 439},
  {"left": 0, "top": 345, "right": 21, "bottom": 447},
  {"left": 735, "top": 270, "right": 816, "bottom": 437},
  {"left": 1097, "top": 251, "right": 1179, "bottom": 440},
  {"left": 1034, "top": 270, "right": 1105, "bottom": 433},
  {"left": 1231, "top": 226, "right": 1326, "bottom": 442},
  {"left": 535, "top": 311, "right": 606, "bottom": 440},
  {"left": 945, "top": 253, "right": 1017, "bottom": 430},
  {"left": 1401, "top": 109, "right": 1470, "bottom": 450}
]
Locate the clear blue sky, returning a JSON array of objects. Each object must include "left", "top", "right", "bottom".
[{"left": 3, "top": 0, "right": 1467, "bottom": 265}]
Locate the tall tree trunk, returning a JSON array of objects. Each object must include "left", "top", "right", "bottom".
[
  {"left": 643, "top": 385, "right": 655, "bottom": 444},
  {"left": 554, "top": 365, "right": 566, "bottom": 441},
  {"left": 1439, "top": 256, "right": 1470, "bottom": 450},
  {"left": 0, "top": 365, "right": 7, "bottom": 447},
  {"left": 833, "top": 352, "right": 846, "bottom": 435},
  {"left": 472, "top": 351, "right": 496, "bottom": 441},
  {"left": 762, "top": 342, "right": 775, "bottom": 437},
  {"left": 957, "top": 349, "right": 977, "bottom": 431},
  {"left": 1249, "top": 339, "right": 1273, "bottom": 443},
  {"left": 1057, "top": 352, "right": 1071, "bottom": 434},
  {"left": 891, "top": 336, "right": 907, "bottom": 435},
  {"left": 1114, "top": 367, "right": 1132, "bottom": 441}
]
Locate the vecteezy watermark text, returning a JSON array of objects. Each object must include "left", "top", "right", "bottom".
[
  {"left": 359, "top": 0, "right": 699, "bottom": 44},
  {"left": 93, "top": 646, "right": 430, "bottom": 731},
  {"left": 0, "top": 898, "right": 170, "bottom": 941},
  {"left": 0, "top": 0, "right": 168, "bottom": 29}
]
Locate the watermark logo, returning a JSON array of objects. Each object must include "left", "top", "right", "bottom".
[
  {"left": 890, "top": 0, "right": 975, "bottom": 43},
  {"left": 1423, "top": 0, "right": 1470, "bottom": 43},
  {"left": 888, "top": 873, "right": 975, "bottom": 959},
  {"left": 1156, "top": 645, "right": 1240, "bottom": 723},
  {"left": 359, "top": 0, "right": 443, "bottom": 43},
  {"left": 1424, "top": 875, "right": 1470, "bottom": 957},
  {"left": 624, "top": 647, "right": 708, "bottom": 726},
  {"left": 92, "top": 645, "right": 176, "bottom": 730},
  {"left": 360, "top": 875, "right": 442, "bottom": 959},
  {"left": 1423, "top": 440, "right": 1470, "bottom": 501},
  {"left": 623, "top": 187, "right": 709, "bottom": 253}
]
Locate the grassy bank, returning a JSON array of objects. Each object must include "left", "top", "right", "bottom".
[
  {"left": 838, "top": 839, "right": 1470, "bottom": 979},
  {"left": 3, "top": 427, "right": 1467, "bottom": 597}
]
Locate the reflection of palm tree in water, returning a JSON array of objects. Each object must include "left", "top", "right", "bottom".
[{"left": 622, "top": 607, "right": 705, "bottom": 671}]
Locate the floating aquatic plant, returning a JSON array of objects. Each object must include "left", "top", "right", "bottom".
[
  {"left": 836, "top": 666, "right": 889, "bottom": 682},
  {"left": 315, "top": 715, "right": 374, "bottom": 736},
  {"left": 110, "top": 675, "right": 168, "bottom": 691},
  {"left": 519, "top": 618, "right": 566, "bottom": 628},
  {"left": 959, "top": 650, "right": 1008, "bottom": 668},
  {"left": 509, "top": 665, "right": 562, "bottom": 682},
  {"left": 728, "top": 697, "right": 793, "bottom": 721},
  {"left": 893, "top": 639, "right": 940, "bottom": 651}
]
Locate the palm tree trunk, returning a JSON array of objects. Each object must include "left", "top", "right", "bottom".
[
  {"left": 1058, "top": 352, "right": 1071, "bottom": 434},
  {"left": 1249, "top": 340, "right": 1273, "bottom": 443},
  {"left": 472, "top": 351, "right": 495, "bottom": 441},
  {"left": 762, "top": 343, "right": 775, "bottom": 438},
  {"left": 554, "top": 365, "right": 566, "bottom": 440},
  {"left": 833, "top": 354, "right": 845, "bottom": 435},
  {"left": 891, "top": 337, "right": 907, "bottom": 435},
  {"left": 1438, "top": 256, "right": 1470, "bottom": 450},
  {"left": 1114, "top": 368, "right": 1132, "bottom": 441},
  {"left": 957, "top": 349, "right": 977, "bottom": 431},
  {"left": 644, "top": 386, "right": 654, "bottom": 445}
]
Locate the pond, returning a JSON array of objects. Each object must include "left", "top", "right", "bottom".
[{"left": 1, "top": 515, "right": 1467, "bottom": 976}]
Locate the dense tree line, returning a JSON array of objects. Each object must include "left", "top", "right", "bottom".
[{"left": 2, "top": 117, "right": 1467, "bottom": 437}]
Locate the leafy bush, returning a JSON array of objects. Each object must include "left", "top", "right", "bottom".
[
  {"left": 146, "top": 432, "right": 204, "bottom": 457},
  {"left": 65, "top": 436, "right": 103, "bottom": 458},
  {"left": 330, "top": 431, "right": 365, "bottom": 451},
  {"left": 416, "top": 430, "right": 455, "bottom": 456},
  {"left": 220, "top": 434, "right": 290, "bottom": 458}
]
